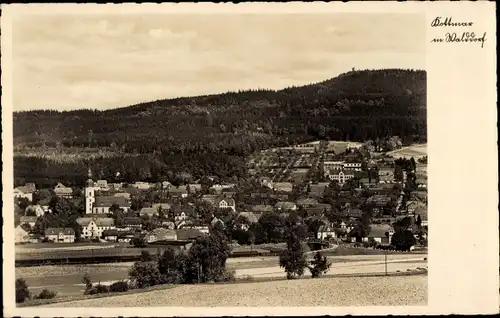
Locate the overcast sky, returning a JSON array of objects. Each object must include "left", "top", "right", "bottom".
[{"left": 12, "top": 13, "right": 425, "bottom": 111}]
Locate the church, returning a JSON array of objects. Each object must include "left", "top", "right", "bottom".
[{"left": 85, "top": 168, "right": 131, "bottom": 215}]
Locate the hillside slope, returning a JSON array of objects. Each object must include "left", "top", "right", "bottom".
[{"left": 13, "top": 69, "right": 426, "bottom": 186}]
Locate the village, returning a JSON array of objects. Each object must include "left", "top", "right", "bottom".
[{"left": 14, "top": 140, "right": 428, "bottom": 252}]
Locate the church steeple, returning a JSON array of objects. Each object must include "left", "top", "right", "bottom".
[{"left": 86, "top": 167, "right": 94, "bottom": 187}]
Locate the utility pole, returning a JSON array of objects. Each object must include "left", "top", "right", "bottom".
[{"left": 384, "top": 250, "right": 388, "bottom": 275}]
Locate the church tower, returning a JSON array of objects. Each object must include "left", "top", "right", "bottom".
[{"left": 85, "top": 167, "right": 95, "bottom": 214}]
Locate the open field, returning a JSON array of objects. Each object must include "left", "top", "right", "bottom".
[
  {"left": 40, "top": 275, "right": 427, "bottom": 307},
  {"left": 16, "top": 253, "right": 426, "bottom": 298},
  {"left": 16, "top": 242, "right": 286, "bottom": 262},
  {"left": 387, "top": 144, "right": 427, "bottom": 159}
]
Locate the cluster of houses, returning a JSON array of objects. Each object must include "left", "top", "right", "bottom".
[{"left": 14, "top": 153, "right": 428, "bottom": 247}]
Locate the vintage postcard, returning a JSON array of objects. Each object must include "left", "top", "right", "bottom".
[{"left": 1, "top": 2, "right": 498, "bottom": 317}]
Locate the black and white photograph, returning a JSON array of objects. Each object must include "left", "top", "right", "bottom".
[{"left": 2, "top": 2, "right": 497, "bottom": 316}]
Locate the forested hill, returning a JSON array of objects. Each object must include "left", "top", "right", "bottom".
[{"left": 13, "top": 69, "right": 426, "bottom": 187}]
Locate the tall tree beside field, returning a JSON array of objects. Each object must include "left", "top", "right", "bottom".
[{"left": 279, "top": 223, "right": 308, "bottom": 279}]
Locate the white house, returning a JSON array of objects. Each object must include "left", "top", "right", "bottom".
[
  {"left": 91, "top": 196, "right": 131, "bottom": 214},
  {"left": 77, "top": 217, "right": 115, "bottom": 239},
  {"left": 132, "top": 182, "right": 151, "bottom": 190},
  {"left": 45, "top": 228, "right": 76, "bottom": 243},
  {"left": 326, "top": 170, "right": 354, "bottom": 185},
  {"left": 214, "top": 197, "right": 236, "bottom": 212},
  {"left": 317, "top": 224, "right": 336, "bottom": 240},
  {"left": 343, "top": 162, "right": 362, "bottom": 171},
  {"left": 54, "top": 183, "right": 73, "bottom": 198},
  {"left": 14, "top": 186, "right": 33, "bottom": 201},
  {"left": 96, "top": 180, "right": 109, "bottom": 191}
]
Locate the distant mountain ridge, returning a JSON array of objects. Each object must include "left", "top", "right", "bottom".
[{"left": 13, "top": 68, "right": 426, "bottom": 187}]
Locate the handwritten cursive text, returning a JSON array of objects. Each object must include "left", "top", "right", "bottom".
[{"left": 431, "top": 17, "right": 473, "bottom": 27}]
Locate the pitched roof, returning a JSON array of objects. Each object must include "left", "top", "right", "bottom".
[
  {"left": 215, "top": 197, "right": 235, "bottom": 206},
  {"left": 296, "top": 198, "right": 319, "bottom": 206},
  {"left": 168, "top": 186, "right": 188, "bottom": 194},
  {"left": 309, "top": 183, "right": 330, "bottom": 194},
  {"left": 272, "top": 182, "right": 293, "bottom": 191},
  {"left": 94, "top": 196, "right": 131, "bottom": 208},
  {"left": 252, "top": 205, "right": 274, "bottom": 213},
  {"left": 238, "top": 212, "right": 259, "bottom": 223},
  {"left": 414, "top": 205, "right": 428, "bottom": 220},
  {"left": 152, "top": 203, "right": 172, "bottom": 211},
  {"left": 15, "top": 185, "right": 34, "bottom": 194},
  {"left": 176, "top": 228, "right": 204, "bottom": 240},
  {"left": 274, "top": 201, "right": 296, "bottom": 210},
  {"left": 147, "top": 228, "right": 177, "bottom": 241},
  {"left": 20, "top": 216, "right": 38, "bottom": 223},
  {"left": 102, "top": 229, "right": 120, "bottom": 236},
  {"left": 201, "top": 194, "right": 218, "bottom": 203},
  {"left": 123, "top": 217, "right": 142, "bottom": 225},
  {"left": 188, "top": 184, "right": 202, "bottom": 191},
  {"left": 76, "top": 217, "right": 115, "bottom": 227},
  {"left": 368, "top": 224, "right": 393, "bottom": 238},
  {"left": 366, "top": 195, "right": 391, "bottom": 205},
  {"left": 45, "top": 227, "right": 75, "bottom": 236},
  {"left": 318, "top": 224, "right": 335, "bottom": 232},
  {"left": 140, "top": 207, "right": 158, "bottom": 216},
  {"left": 54, "top": 183, "right": 73, "bottom": 193}
]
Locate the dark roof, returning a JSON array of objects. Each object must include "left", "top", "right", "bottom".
[
  {"left": 123, "top": 217, "right": 142, "bottom": 225},
  {"left": 102, "top": 229, "right": 120, "bottom": 236},
  {"left": 94, "top": 196, "right": 131, "bottom": 208},
  {"left": 176, "top": 228, "right": 204, "bottom": 240},
  {"left": 38, "top": 198, "right": 51, "bottom": 206},
  {"left": 368, "top": 224, "right": 393, "bottom": 238},
  {"left": 45, "top": 228, "right": 75, "bottom": 235},
  {"left": 366, "top": 195, "right": 391, "bottom": 206}
]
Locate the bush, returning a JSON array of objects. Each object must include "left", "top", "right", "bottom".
[
  {"left": 88, "top": 284, "right": 109, "bottom": 295},
  {"left": 16, "top": 278, "right": 31, "bottom": 303},
  {"left": 131, "top": 237, "right": 147, "bottom": 248},
  {"left": 82, "top": 273, "right": 93, "bottom": 295},
  {"left": 109, "top": 281, "right": 129, "bottom": 293},
  {"left": 219, "top": 268, "right": 236, "bottom": 282},
  {"left": 91, "top": 237, "right": 100, "bottom": 243},
  {"left": 128, "top": 261, "right": 164, "bottom": 289},
  {"left": 139, "top": 250, "right": 154, "bottom": 262},
  {"left": 308, "top": 252, "right": 331, "bottom": 278},
  {"left": 35, "top": 289, "right": 57, "bottom": 299},
  {"left": 157, "top": 248, "right": 183, "bottom": 284},
  {"left": 391, "top": 229, "right": 416, "bottom": 251}
]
